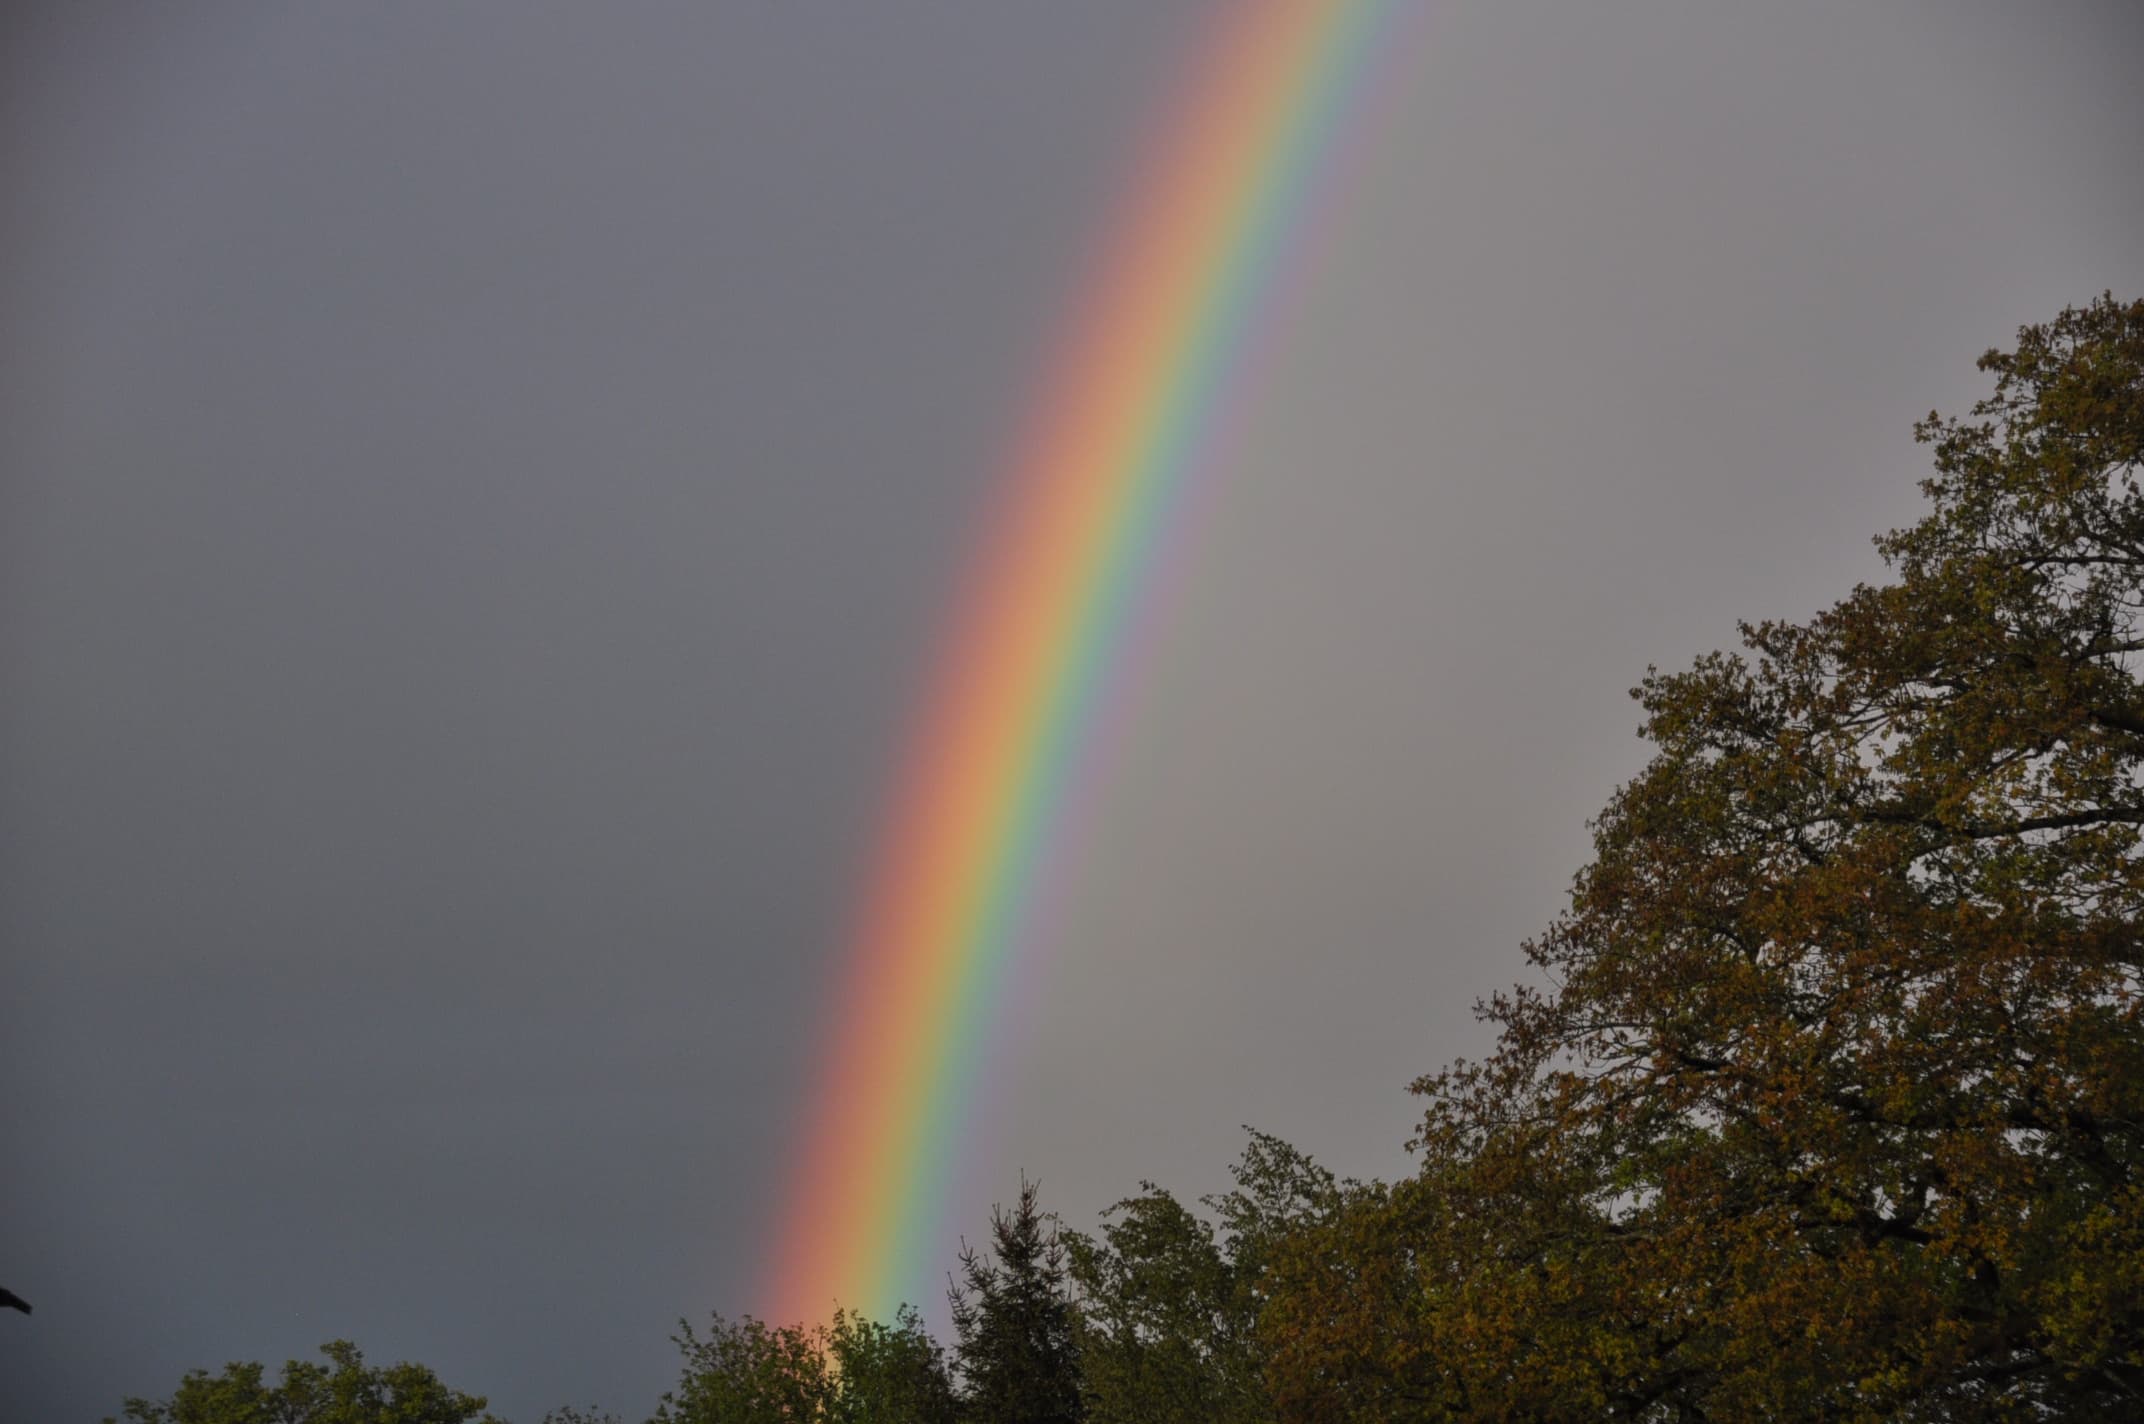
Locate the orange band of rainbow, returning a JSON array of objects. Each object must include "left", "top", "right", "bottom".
[{"left": 763, "top": 0, "right": 1409, "bottom": 1324}]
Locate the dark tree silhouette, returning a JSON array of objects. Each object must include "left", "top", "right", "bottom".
[
  {"left": 1261, "top": 294, "right": 2144, "bottom": 1421},
  {"left": 108, "top": 1340, "right": 497, "bottom": 1423},
  {"left": 949, "top": 1179, "right": 1084, "bottom": 1424}
]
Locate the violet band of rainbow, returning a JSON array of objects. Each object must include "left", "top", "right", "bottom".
[{"left": 763, "top": 0, "right": 1410, "bottom": 1325}]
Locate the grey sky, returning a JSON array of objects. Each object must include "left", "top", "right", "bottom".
[{"left": 4, "top": 3, "right": 2140, "bottom": 1419}]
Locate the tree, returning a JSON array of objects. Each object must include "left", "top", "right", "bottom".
[
  {"left": 108, "top": 1340, "right": 500, "bottom": 1424},
  {"left": 949, "top": 1178, "right": 1085, "bottom": 1424},
  {"left": 653, "top": 1315, "right": 830, "bottom": 1424},
  {"left": 650, "top": 1307, "right": 955, "bottom": 1424},
  {"left": 1263, "top": 297, "right": 2144, "bottom": 1420},
  {"left": 1067, "top": 1131, "right": 1347, "bottom": 1424},
  {"left": 823, "top": 1306, "right": 958, "bottom": 1424},
  {"left": 1069, "top": 1183, "right": 1239, "bottom": 1424}
]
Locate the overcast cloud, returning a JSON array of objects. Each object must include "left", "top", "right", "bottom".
[{"left": 5, "top": 4, "right": 2142, "bottom": 1419}]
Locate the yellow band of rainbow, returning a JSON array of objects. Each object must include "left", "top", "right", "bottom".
[{"left": 763, "top": 0, "right": 1410, "bottom": 1325}]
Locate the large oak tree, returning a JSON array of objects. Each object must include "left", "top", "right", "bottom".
[{"left": 1265, "top": 297, "right": 2144, "bottom": 1421}]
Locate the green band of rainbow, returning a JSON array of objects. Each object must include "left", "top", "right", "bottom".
[{"left": 764, "top": 0, "right": 1408, "bottom": 1324}]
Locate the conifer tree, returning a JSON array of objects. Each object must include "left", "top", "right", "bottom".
[{"left": 949, "top": 1178, "right": 1085, "bottom": 1424}]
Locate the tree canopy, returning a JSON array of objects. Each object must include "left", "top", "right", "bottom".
[
  {"left": 1264, "top": 295, "right": 2144, "bottom": 1420},
  {"left": 108, "top": 1339, "right": 501, "bottom": 1424},
  {"left": 1066, "top": 1131, "right": 1350, "bottom": 1424},
  {"left": 649, "top": 1307, "right": 955, "bottom": 1424},
  {"left": 949, "top": 1178, "right": 1085, "bottom": 1424}
]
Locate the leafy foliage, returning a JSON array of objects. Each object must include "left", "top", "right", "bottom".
[
  {"left": 108, "top": 1340, "right": 501, "bottom": 1424},
  {"left": 1066, "top": 1131, "right": 1350, "bottom": 1424},
  {"left": 1263, "top": 296, "right": 2144, "bottom": 1420},
  {"left": 824, "top": 1307, "right": 959, "bottom": 1424},
  {"left": 652, "top": 1307, "right": 954, "bottom": 1424},
  {"left": 652, "top": 1315, "right": 828, "bottom": 1424}
]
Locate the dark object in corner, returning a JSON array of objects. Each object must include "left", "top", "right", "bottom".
[{"left": 0, "top": 1288, "right": 29, "bottom": 1315}]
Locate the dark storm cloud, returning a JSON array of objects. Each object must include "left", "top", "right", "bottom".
[{"left": 5, "top": 3, "right": 2140, "bottom": 1419}]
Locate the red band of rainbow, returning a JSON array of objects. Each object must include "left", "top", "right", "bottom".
[{"left": 763, "top": 0, "right": 1411, "bottom": 1325}]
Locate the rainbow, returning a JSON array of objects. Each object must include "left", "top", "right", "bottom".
[{"left": 764, "top": 0, "right": 1411, "bottom": 1325}]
